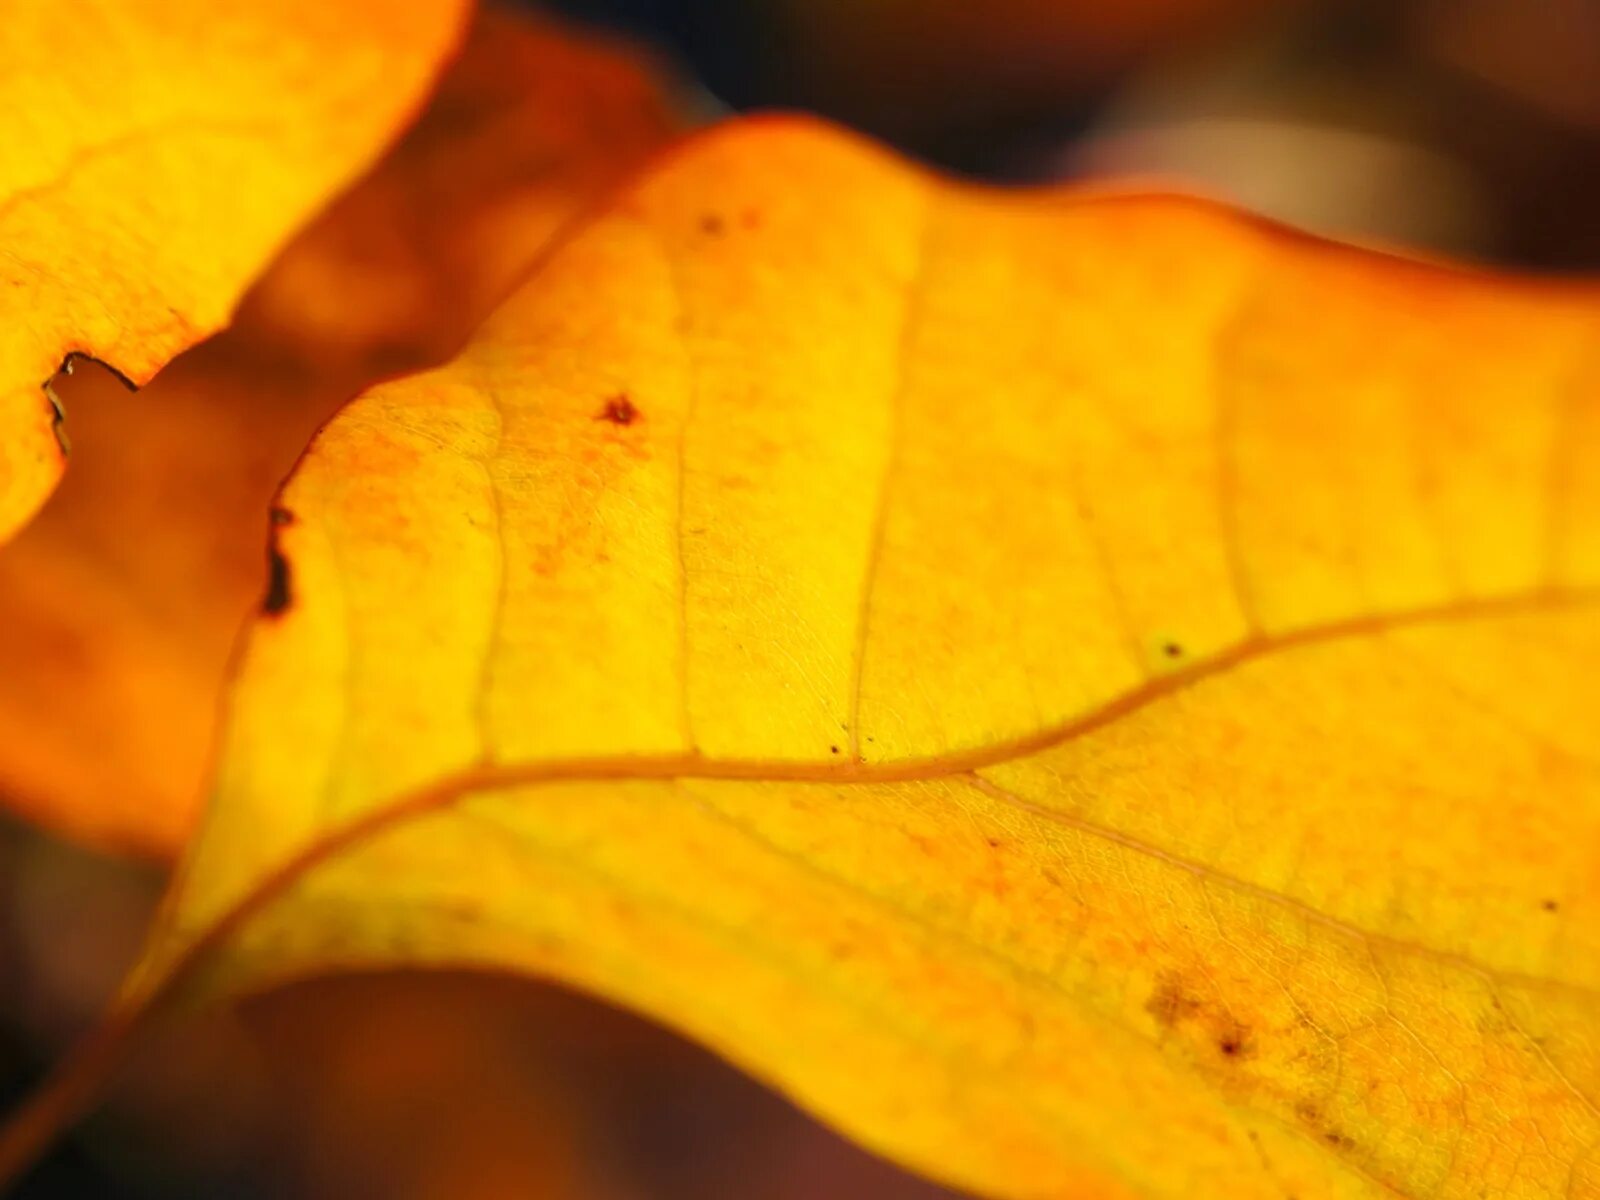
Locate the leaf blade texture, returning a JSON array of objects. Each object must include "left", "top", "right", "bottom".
[{"left": 134, "top": 120, "right": 1600, "bottom": 1200}]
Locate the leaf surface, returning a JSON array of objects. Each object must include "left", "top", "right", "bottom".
[
  {"left": 0, "top": 0, "right": 468, "bottom": 542},
  {"left": 0, "top": 5, "right": 681, "bottom": 855},
  {"left": 125, "top": 120, "right": 1600, "bottom": 1199}
]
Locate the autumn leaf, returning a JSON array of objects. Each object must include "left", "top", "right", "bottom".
[
  {"left": 10, "top": 118, "right": 1600, "bottom": 1198},
  {"left": 0, "top": 0, "right": 469, "bottom": 544},
  {"left": 0, "top": 4, "right": 682, "bottom": 856}
]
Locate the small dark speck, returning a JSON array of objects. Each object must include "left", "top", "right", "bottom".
[
  {"left": 263, "top": 544, "right": 292, "bottom": 616},
  {"left": 1542, "top": 899, "right": 1560, "bottom": 912},
  {"left": 829, "top": 745, "right": 840, "bottom": 755},
  {"left": 270, "top": 506, "right": 294, "bottom": 527},
  {"left": 985, "top": 837, "right": 1002, "bottom": 849},
  {"left": 700, "top": 213, "right": 726, "bottom": 235},
  {"left": 1163, "top": 642, "right": 1184, "bottom": 659},
  {"left": 597, "top": 394, "right": 639, "bottom": 426},
  {"left": 1219, "top": 1037, "right": 1242, "bottom": 1057}
]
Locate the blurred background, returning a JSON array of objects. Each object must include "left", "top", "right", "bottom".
[
  {"left": 4, "top": 0, "right": 1598, "bottom": 1197},
  {"left": 552, "top": 0, "right": 1600, "bottom": 266}
]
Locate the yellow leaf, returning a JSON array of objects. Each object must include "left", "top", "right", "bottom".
[
  {"left": 24, "top": 118, "right": 1600, "bottom": 1199},
  {"left": 0, "top": 4, "right": 682, "bottom": 856},
  {"left": 0, "top": 0, "right": 469, "bottom": 543}
]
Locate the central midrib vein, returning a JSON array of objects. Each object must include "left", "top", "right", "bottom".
[{"left": 158, "top": 582, "right": 1600, "bottom": 1007}]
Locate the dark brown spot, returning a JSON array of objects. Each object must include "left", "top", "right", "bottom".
[
  {"left": 985, "top": 836, "right": 1002, "bottom": 849},
  {"left": 1163, "top": 642, "right": 1184, "bottom": 658},
  {"left": 263, "top": 543, "right": 292, "bottom": 616},
  {"left": 270, "top": 506, "right": 294, "bottom": 527},
  {"left": 1213, "top": 1015, "right": 1255, "bottom": 1061},
  {"left": 700, "top": 213, "right": 725, "bottom": 235},
  {"left": 597, "top": 394, "right": 639, "bottom": 426},
  {"left": 1323, "top": 1131, "right": 1356, "bottom": 1151},
  {"left": 1542, "top": 899, "right": 1560, "bottom": 912},
  {"left": 829, "top": 745, "right": 840, "bottom": 755}
]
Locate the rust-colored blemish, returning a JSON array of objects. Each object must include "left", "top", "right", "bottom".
[
  {"left": 1215, "top": 1015, "right": 1255, "bottom": 1060},
  {"left": 1145, "top": 971, "right": 1204, "bottom": 1030},
  {"left": 1294, "top": 1099, "right": 1355, "bottom": 1151},
  {"left": 596, "top": 394, "right": 639, "bottom": 426}
]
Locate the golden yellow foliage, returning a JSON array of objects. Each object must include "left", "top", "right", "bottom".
[
  {"left": 17, "top": 119, "right": 1600, "bottom": 1198},
  {"left": 0, "top": 0, "right": 469, "bottom": 543},
  {"left": 0, "top": 5, "right": 681, "bottom": 857}
]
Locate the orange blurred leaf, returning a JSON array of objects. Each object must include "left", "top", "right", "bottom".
[
  {"left": 0, "top": 4, "right": 684, "bottom": 857},
  {"left": 0, "top": 0, "right": 470, "bottom": 543},
  {"left": 246, "top": 3, "right": 684, "bottom": 378},
  {"left": 13, "top": 118, "right": 1600, "bottom": 1198},
  {"left": 246, "top": 975, "right": 603, "bottom": 1200}
]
